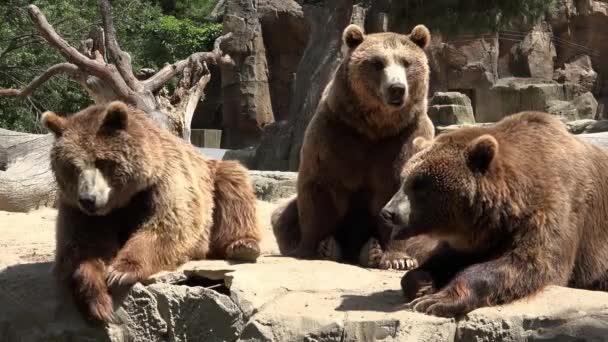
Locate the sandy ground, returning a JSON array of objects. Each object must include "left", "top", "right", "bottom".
[{"left": 0, "top": 200, "right": 280, "bottom": 269}]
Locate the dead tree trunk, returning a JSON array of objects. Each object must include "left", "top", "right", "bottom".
[
  {"left": 0, "top": 129, "right": 56, "bottom": 212},
  {"left": 0, "top": 1, "right": 233, "bottom": 212}
]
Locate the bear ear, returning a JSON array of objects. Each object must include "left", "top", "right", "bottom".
[
  {"left": 343, "top": 24, "right": 365, "bottom": 49},
  {"left": 412, "top": 136, "right": 433, "bottom": 153},
  {"left": 100, "top": 101, "right": 129, "bottom": 133},
  {"left": 467, "top": 134, "right": 498, "bottom": 174},
  {"left": 409, "top": 25, "right": 431, "bottom": 49},
  {"left": 41, "top": 111, "right": 67, "bottom": 137}
]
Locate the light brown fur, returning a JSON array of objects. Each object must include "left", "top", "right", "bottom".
[
  {"left": 382, "top": 111, "right": 608, "bottom": 317},
  {"left": 43, "top": 101, "right": 261, "bottom": 324},
  {"left": 272, "top": 24, "right": 438, "bottom": 269}
]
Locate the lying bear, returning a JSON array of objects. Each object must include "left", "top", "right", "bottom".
[
  {"left": 43, "top": 101, "right": 261, "bottom": 323},
  {"left": 381, "top": 111, "right": 608, "bottom": 317}
]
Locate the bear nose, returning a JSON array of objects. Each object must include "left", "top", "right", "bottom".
[
  {"left": 78, "top": 197, "right": 96, "bottom": 212},
  {"left": 380, "top": 208, "right": 398, "bottom": 225},
  {"left": 388, "top": 83, "right": 406, "bottom": 104}
]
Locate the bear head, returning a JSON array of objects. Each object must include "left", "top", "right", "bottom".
[
  {"left": 42, "top": 101, "right": 159, "bottom": 216},
  {"left": 380, "top": 129, "right": 501, "bottom": 250},
  {"left": 342, "top": 24, "right": 431, "bottom": 111}
]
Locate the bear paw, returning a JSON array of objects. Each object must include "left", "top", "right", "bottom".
[
  {"left": 405, "top": 290, "right": 466, "bottom": 318},
  {"left": 317, "top": 236, "right": 342, "bottom": 261},
  {"left": 106, "top": 259, "right": 143, "bottom": 287},
  {"left": 360, "top": 238, "right": 418, "bottom": 270},
  {"left": 226, "top": 239, "right": 261, "bottom": 262},
  {"left": 87, "top": 291, "right": 116, "bottom": 324},
  {"left": 401, "top": 269, "right": 437, "bottom": 302}
]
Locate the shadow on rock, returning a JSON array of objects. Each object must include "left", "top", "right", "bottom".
[
  {"left": 336, "top": 289, "right": 407, "bottom": 313},
  {"left": 0, "top": 262, "right": 110, "bottom": 341}
]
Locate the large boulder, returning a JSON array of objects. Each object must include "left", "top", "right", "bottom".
[
  {"left": 248, "top": 170, "right": 297, "bottom": 202},
  {"left": 510, "top": 23, "right": 557, "bottom": 80},
  {"left": 428, "top": 92, "right": 475, "bottom": 126},
  {"left": 480, "top": 78, "right": 583, "bottom": 122},
  {"left": 554, "top": 55, "right": 598, "bottom": 94}
]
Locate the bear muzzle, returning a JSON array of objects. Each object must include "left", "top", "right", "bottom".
[
  {"left": 380, "top": 193, "right": 413, "bottom": 240},
  {"left": 386, "top": 83, "right": 407, "bottom": 107},
  {"left": 77, "top": 168, "right": 111, "bottom": 215}
]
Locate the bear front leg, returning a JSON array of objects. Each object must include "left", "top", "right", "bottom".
[
  {"left": 292, "top": 181, "right": 348, "bottom": 259},
  {"left": 406, "top": 249, "right": 562, "bottom": 317},
  {"left": 55, "top": 239, "right": 119, "bottom": 324},
  {"left": 401, "top": 243, "right": 474, "bottom": 303},
  {"left": 107, "top": 230, "right": 176, "bottom": 287}
]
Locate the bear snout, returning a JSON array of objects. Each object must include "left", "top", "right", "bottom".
[
  {"left": 387, "top": 83, "right": 406, "bottom": 106},
  {"left": 77, "top": 168, "right": 111, "bottom": 214}
]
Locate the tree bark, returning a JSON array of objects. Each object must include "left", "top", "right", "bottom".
[{"left": 0, "top": 129, "right": 56, "bottom": 212}]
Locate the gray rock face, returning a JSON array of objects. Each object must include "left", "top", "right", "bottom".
[
  {"left": 220, "top": 0, "right": 275, "bottom": 148},
  {"left": 554, "top": 55, "right": 598, "bottom": 94},
  {"left": 258, "top": 0, "right": 309, "bottom": 121},
  {"left": 248, "top": 170, "right": 297, "bottom": 202},
  {"left": 513, "top": 23, "right": 557, "bottom": 80},
  {"left": 428, "top": 92, "right": 476, "bottom": 126}
]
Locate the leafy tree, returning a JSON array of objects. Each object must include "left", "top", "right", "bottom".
[{"left": 0, "top": 0, "right": 221, "bottom": 132}]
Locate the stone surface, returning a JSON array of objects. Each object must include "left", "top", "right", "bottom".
[
  {"left": 572, "top": 91, "right": 599, "bottom": 119},
  {"left": 428, "top": 92, "right": 475, "bottom": 126},
  {"left": 259, "top": 0, "right": 309, "bottom": 121},
  {"left": 252, "top": 121, "right": 294, "bottom": 171},
  {"left": 554, "top": 55, "right": 598, "bottom": 94},
  {"left": 513, "top": 23, "right": 557, "bottom": 80},
  {"left": 483, "top": 78, "right": 579, "bottom": 122},
  {"left": 220, "top": 0, "right": 275, "bottom": 149},
  {"left": 248, "top": 170, "right": 297, "bottom": 202}
]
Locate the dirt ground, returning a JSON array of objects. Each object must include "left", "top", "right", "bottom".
[{"left": 0, "top": 200, "right": 280, "bottom": 269}]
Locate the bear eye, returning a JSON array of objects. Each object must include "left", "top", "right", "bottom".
[
  {"left": 370, "top": 59, "right": 385, "bottom": 71},
  {"left": 94, "top": 158, "right": 116, "bottom": 173},
  {"left": 400, "top": 58, "right": 411, "bottom": 67},
  {"left": 410, "top": 174, "right": 431, "bottom": 193}
]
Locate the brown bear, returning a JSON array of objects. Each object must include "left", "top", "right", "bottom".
[
  {"left": 42, "top": 101, "right": 261, "bottom": 323},
  {"left": 272, "top": 24, "right": 437, "bottom": 269},
  {"left": 380, "top": 111, "right": 608, "bottom": 317}
]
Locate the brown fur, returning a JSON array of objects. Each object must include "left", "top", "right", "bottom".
[
  {"left": 44, "top": 101, "right": 261, "bottom": 324},
  {"left": 382, "top": 111, "right": 608, "bottom": 317},
  {"left": 272, "top": 24, "right": 438, "bottom": 269}
]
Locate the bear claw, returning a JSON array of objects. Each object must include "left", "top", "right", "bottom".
[
  {"left": 317, "top": 236, "right": 342, "bottom": 261},
  {"left": 106, "top": 266, "right": 139, "bottom": 287},
  {"left": 226, "top": 239, "right": 260, "bottom": 262},
  {"left": 87, "top": 292, "right": 115, "bottom": 324},
  {"left": 361, "top": 238, "right": 418, "bottom": 270}
]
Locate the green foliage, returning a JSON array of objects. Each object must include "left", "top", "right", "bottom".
[
  {"left": 391, "top": 0, "right": 555, "bottom": 36},
  {"left": 0, "top": 0, "right": 222, "bottom": 133},
  {"left": 141, "top": 16, "right": 222, "bottom": 68}
]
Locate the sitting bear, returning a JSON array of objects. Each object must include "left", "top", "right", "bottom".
[
  {"left": 272, "top": 24, "right": 438, "bottom": 270},
  {"left": 380, "top": 111, "right": 608, "bottom": 317},
  {"left": 42, "top": 101, "right": 261, "bottom": 323}
]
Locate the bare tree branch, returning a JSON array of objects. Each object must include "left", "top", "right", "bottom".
[
  {"left": 26, "top": 4, "right": 136, "bottom": 104},
  {"left": 98, "top": 0, "right": 142, "bottom": 92},
  {"left": 0, "top": 63, "right": 79, "bottom": 98},
  {"left": 143, "top": 33, "right": 234, "bottom": 92}
]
